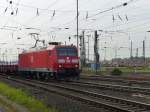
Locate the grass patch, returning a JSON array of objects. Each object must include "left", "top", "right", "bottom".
[
  {"left": 0, "top": 82, "right": 56, "bottom": 112},
  {"left": 114, "top": 67, "right": 150, "bottom": 73},
  {"left": 82, "top": 67, "right": 150, "bottom": 76}
]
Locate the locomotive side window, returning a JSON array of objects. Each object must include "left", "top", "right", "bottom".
[{"left": 57, "top": 47, "right": 77, "bottom": 56}]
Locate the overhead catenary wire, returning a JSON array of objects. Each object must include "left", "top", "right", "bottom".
[
  {"left": 79, "top": 0, "right": 141, "bottom": 29},
  {"left": 53, "top": 0, "right": 139, "bottom": 34},
  {"left": 0, "top": 0, "right": 146, "bottom": 40},
  {"left": 5, "top": 0, "right": 98, "bottom": 13},
  {"left": 0, "top": 0, "right": 139, "bottom": 33},
  {"left": 86, "top": 0, "right": 137, "bottom": 19},
  {"left": 104, "top": 14, "right": 150, "bottom": 32}
]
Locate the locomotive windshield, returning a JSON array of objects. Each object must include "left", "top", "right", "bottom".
[{"left": 57, "top": 47, "right": 77, "bottom": 56}]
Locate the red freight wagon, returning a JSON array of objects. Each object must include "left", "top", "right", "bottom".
[
  {"left": 0, "top": 64, "right": 18, "bottom": 73},
  {"left": 18, "top": 44, "right": 80, "bottom": 80}
]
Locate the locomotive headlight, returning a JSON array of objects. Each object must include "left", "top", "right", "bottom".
[
  {"left": 58, "top": 59, "right": 65, "bottom": 63},
  {"left": 75, "top": 64, "right": 78, "bottom": 67},
  {"left": 59, "top": 65, "right": 62, "bottom": 68},
  {"left": 72, "top": 59, "right": 79, "bottom": 63}
]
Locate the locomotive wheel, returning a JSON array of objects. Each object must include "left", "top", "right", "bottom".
[
  {"left": 36, "top": 72, "right": 40, "bottom": 80},
  {"left": 54, "top": 73, "right": 61, "bottom": 80},
  {"left": 45, "top": 73, "right": 50, "bottom": 80},
  {"left": 73, "top": 73, "right": 80, "bottom": 80},
  {"left": 32, "top": 74, "right": 37, "bottom": 79},
  {"left": 41, "top": 74, "right": 46, "bottom": 80}
]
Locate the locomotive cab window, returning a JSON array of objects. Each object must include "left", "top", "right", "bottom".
[{"left": 57, "top": 47, "right": 77, "bottom": 56}]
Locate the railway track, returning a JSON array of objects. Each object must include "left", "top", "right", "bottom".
[
  {"left": 81, "top": 76, "right": 150, "bottom": 87},
  {"left": 1, "top": 75, "right": 150, "bottom": 112},
  {"left": 64, "top": 80, "right": 150, "bottom": 96}
]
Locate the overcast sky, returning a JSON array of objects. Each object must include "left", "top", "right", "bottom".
[{"left": 0, "top": 0, "right": 149, "bottom": 61}]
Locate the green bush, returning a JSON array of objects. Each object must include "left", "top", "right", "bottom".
[{"left": 111, "top": 68, "right": 122, "bottom": 76}]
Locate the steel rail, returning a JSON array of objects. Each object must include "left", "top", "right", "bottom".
[
  {"left": 69, "top": 80, "right": 150, "bottom": 95},
  {"left": 81, "top": 76, "right": 150, "bottom": 85}
]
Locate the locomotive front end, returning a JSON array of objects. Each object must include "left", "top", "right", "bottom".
[{"left": 55, "top": 46, "right": 80, "bottom": 79}]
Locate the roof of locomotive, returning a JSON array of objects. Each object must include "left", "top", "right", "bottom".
[{"left": 20, "top": 44, "right": 77, "bottom": 54}]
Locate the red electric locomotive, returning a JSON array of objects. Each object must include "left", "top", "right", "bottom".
[{"left": 18, "top": 43, "right": 80, "bottom": 80}]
